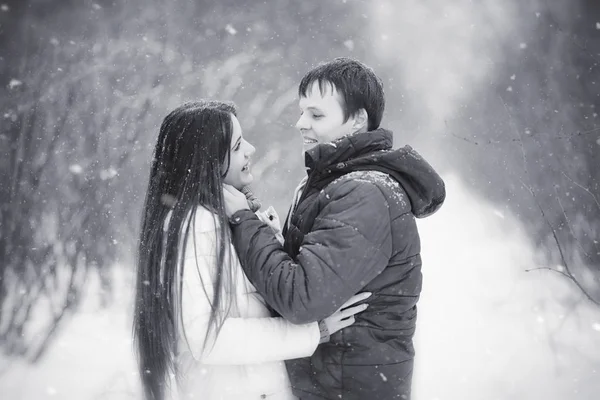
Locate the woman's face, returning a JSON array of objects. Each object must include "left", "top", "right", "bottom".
[{"left": 223, "top": 114, "right": 256, "bottom": 190}]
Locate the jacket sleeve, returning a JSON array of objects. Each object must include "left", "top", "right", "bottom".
[
  {"left": 181, "top": 215, "right": 320, "bottom": 365},
  {"left": 230, "top": 179, "right": 394, "bottom": 324}
]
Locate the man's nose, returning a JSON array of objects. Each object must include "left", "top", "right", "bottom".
[{"left": 295, "top": 114, "right": 309, "bottom": 131}]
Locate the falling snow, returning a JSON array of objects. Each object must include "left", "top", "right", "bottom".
[
  {"left": 2, "top": 1, "right": 600, "bottom": 399},
  {"left": 68, "top": 164, "right": 83, "bottom": 175},
  {"left": 225, "top": 24, "right": 237, "bottom": 35},
  {"left": 99, "top": 168, "right": 118, "bottom": 180},
  {"left": 8, "top": 79, "right": 22, "bottom": 89}
]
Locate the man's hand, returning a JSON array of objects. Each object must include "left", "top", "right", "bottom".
[{"left": 223, "top": 184, "right": 250, "bottom": 218}]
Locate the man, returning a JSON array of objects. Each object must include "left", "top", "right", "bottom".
[{"left": 224, "top": 58, "right": 445, "bottom": 399}]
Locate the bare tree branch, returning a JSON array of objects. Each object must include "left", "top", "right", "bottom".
[{"left": 525, "top": 266, "right": 600, "bottom": 306}]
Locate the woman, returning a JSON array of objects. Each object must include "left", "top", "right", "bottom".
[{"left": 133, "top": 100, "right": 370, "bottom": 400}]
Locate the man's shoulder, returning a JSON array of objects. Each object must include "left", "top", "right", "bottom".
[
  {"left": 324, "top": 170, "right": 409, "bottom": 211},
  {"left": 329, "top": 170, "right": 400, "bottom": 195}
]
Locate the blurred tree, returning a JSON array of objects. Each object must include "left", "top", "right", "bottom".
[
  {"left": 438, "top": 0, "right": 599, "bottom": 304},
  {"left": 0, "top": 0, "right": 364, "bottom": 361},
  {"left": 358, "top": 0, "right": 598, "bottom": 304},
  {"left": 0, "top": 0, "right": 156, "bottom": 361},
  {"left": 3, "top": 0, "right": 595, "bottom": 364}
]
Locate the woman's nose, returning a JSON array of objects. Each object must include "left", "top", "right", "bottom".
[{"left": 246, "top": 142, "right": 256, "bottom": 157}]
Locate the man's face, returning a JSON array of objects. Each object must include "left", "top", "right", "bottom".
[{"left": 295, "top": 81, "right": 357, "bottom": 153}]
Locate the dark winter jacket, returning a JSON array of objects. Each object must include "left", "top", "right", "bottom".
[{"left": 229, "top": 129, "right": 445, "bottom": 400}]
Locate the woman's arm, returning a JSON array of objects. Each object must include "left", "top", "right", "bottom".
[
  {"left": 184, "top": 311, "right": 320, "bottom": 365},
  {"left": 180, "top": 213, "right": 319, "bottom": 365}
]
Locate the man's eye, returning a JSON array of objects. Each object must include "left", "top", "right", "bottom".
[{"left": 312, "top": 114, "right": 323, "bottom": 119}]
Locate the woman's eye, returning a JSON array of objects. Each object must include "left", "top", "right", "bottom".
[{"left": 312, "top": 114, "right": 323, "bottom": 119}]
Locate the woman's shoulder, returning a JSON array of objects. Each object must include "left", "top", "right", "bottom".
[{"left": 192, "top": 205, "right": 223, "bottom": 234}]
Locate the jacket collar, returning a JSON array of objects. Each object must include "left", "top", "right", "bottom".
[{"left": 304, "top": 129, "right": 393, "bottom": 173}]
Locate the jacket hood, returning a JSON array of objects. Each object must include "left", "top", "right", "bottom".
[{"left": 305, "top": 129, "right": 446, "bottom": 218}]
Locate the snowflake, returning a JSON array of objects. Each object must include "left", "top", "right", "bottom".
[
  {"left": 0, "top": 4, "right": 8, "bottom": 12},
  {"left": 344, "top": 40, "right": 355, "bottom": 51},
  {"left": 225, "top": 24, "right": 237, "bottom": 35},
  {"left": 492, "top": 210, "right": 505, "bottom": 219},
  {"left": 8, "top": 79, "right": 22, "bottom": 89},
  {"left": 100, "top": 167, "right": 118, "bottom": 180},
  {"left": 592, "top": 322, "right": 600, "bottom": 331},
  {"left": 596, "top": 22, "right": 600, "bottom": 30},
  {"left": 69, "top": 164, "right": 83, "bottom": 175},
  {"left": 519, "top": 42, "right": 527, "bottom": 49}
]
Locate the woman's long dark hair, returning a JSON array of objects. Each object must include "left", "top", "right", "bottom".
[{"left": 133, "top": 100, "right": 237, "bottom": 400}]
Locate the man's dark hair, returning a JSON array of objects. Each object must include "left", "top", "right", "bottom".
[{"left": 298, "top": 57, "right": 385, "bottom": 130}]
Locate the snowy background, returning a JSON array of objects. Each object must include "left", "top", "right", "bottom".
[{"left": 1, "top": 0, "right": 599, "bottom": 399}]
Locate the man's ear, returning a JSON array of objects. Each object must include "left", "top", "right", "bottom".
[{"left": 352, "top": 108, "right": 368, "bottom": 131}]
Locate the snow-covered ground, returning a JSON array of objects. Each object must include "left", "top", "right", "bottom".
[
  {"left": 414, "top": 174, "right": 600, "bottom": 400},
  {"left": 0, "top": 270, "right": 140, "bottom": 400},
  {"left": 1, "top": 173, "right": 599, "bottom": 399}
]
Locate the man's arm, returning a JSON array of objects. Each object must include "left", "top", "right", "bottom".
[{"left": 230, "top": 180, "right": 394, "bottom": 324}]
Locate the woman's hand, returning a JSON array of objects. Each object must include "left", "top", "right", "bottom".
[
  {"left": 256, "top": 206, "right": 284, "bottom": 244},
  {"left": 257, "top": 206, "right": 282, "bottom": 233},
  {"left": 320, "top": 292, "right": 371, "bottom": 341},
  {"left": 223, "top": 184, "right": 250, "bottom": 217}
]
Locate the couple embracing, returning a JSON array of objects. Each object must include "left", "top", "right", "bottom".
[{"left": 133, "top": 57, "right": 446, "bottom": 400}]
